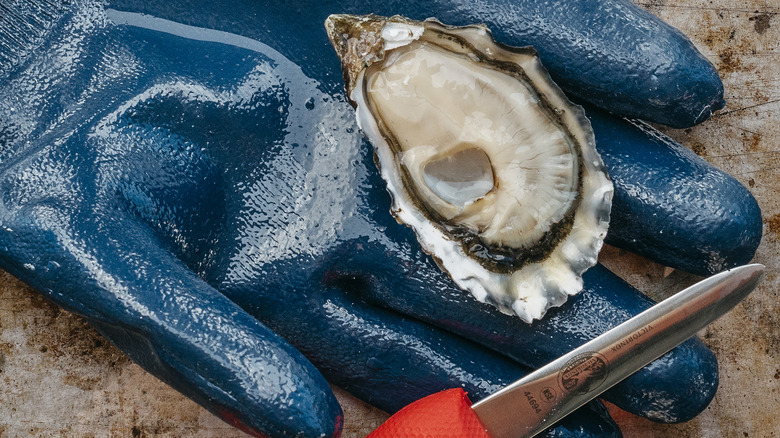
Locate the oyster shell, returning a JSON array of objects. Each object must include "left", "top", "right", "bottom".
[{"left": 325, "top": 14, "right": 613, "bottom": 322}]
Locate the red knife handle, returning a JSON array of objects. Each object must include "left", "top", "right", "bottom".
[{"left": 366, "top": 388, "right": 490, "bottom": 438}]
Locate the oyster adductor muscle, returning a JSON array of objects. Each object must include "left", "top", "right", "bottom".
[{"left": 326, "top": 14, "right": 613, "bottom": 322}]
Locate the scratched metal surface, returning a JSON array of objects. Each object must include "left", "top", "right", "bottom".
[{"left": 0, "top": 0, "right": 778, "bottom": 437}]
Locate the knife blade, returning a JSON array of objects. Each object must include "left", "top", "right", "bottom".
[
  {"left": 473, "top": 263, "right": 764, "bottom": 437},
  {"left": 366, "top": 263, "right": 765, "bottom": 438}
]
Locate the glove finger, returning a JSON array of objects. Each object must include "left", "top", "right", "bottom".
[
  {"left": 330, "top": 238, "right": 718, "bottom": 423},
  {"left": 0, "top": 210, "right": 342, "bottom": 437},
  {"left": 585, "top": 105, "right": 762, "bottom": 277},
  {"left": 117, "top": 0, "right": 723, "bottom": 127},
  {"left": 220, "top": 275, "right": 621, "bottom": 437}
]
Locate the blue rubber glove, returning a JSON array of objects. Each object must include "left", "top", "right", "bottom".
[{"left": 0, "top": 0, "right": 760, "bottom": 437}]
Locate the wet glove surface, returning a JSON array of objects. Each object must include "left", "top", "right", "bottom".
[{"left": 0, "top": 0, "right": 755, "bottom": 437}]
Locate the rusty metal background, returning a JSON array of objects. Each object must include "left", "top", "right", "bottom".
[{"left": 0, "top": 0, "right": 778, "bottom": 436}]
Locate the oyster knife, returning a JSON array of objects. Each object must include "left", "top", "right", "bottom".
[{"left": 366, "top": 263, "right": 765, "bottom": 438}]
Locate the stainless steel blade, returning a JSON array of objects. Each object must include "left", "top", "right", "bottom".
[{"left": 471, "top": 263, "right": 765, "bottom": 438}]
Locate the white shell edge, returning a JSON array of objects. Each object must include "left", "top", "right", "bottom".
[{"left": 381, "top": 22, "right": 425, "bottom": 51}]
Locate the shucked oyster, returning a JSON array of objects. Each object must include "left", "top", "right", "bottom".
[{"left": 325, "top": 14, "right": 613, "bottom": 322}]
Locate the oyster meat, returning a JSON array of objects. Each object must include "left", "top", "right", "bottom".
[{"left": 326, "top": 14, "right": 613, "bottom": 322}]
